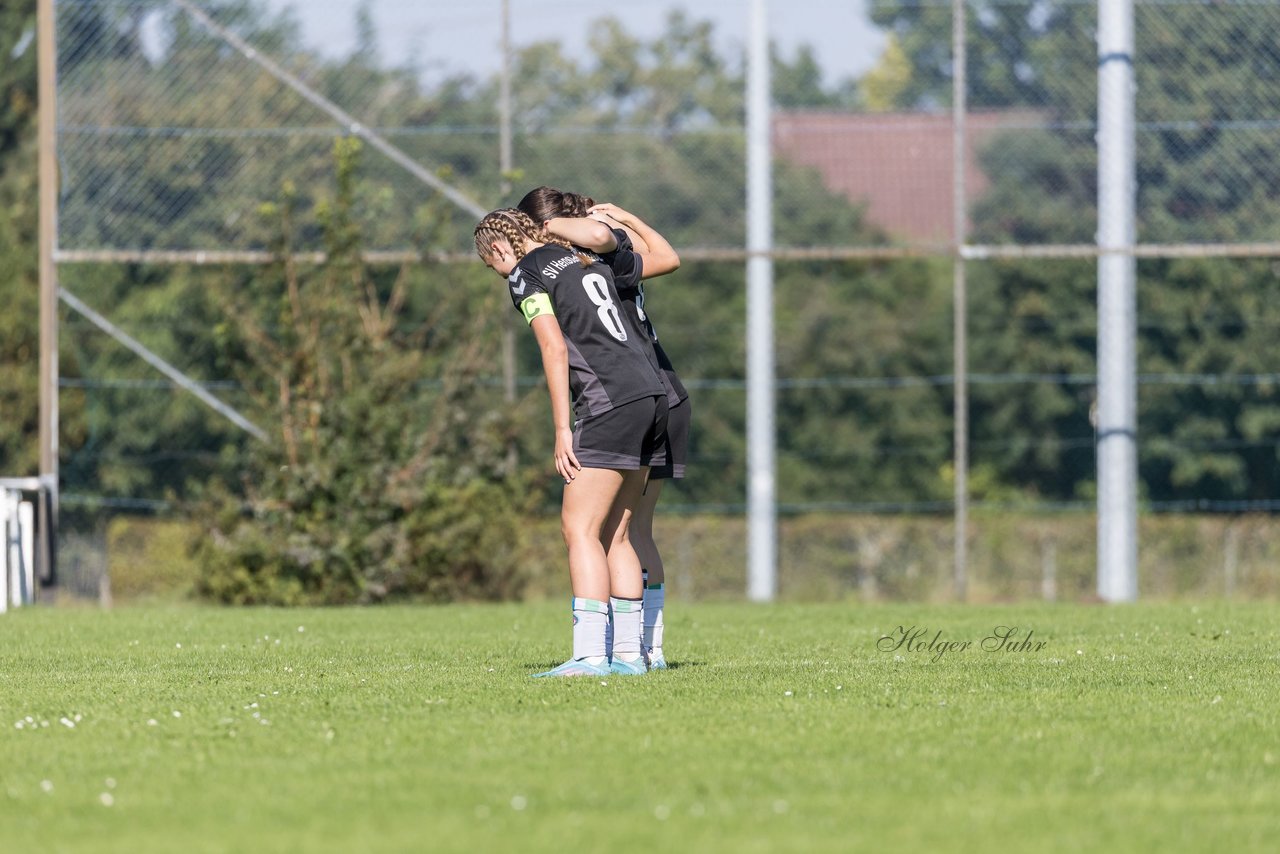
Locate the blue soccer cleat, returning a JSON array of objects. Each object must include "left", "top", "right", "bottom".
[
  {"left": 531, "top": 658, "right": 611, "bottom": 678},
  {"left": 609, "top": 656, "right": 648, "bottom": 676},
  {"left": 643, "top": 646, "right": 667, "bottom": 670}
]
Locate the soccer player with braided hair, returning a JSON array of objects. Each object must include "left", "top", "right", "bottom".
[
  {"left": 517, "top": 187, "right": 685, "bottom": 670},
  {"left": 474, "top": 208, "right": 668, "bottom": 677}
]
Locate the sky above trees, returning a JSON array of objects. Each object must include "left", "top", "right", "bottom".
[{"left": 252, "top": 0, "right": 887, "bottom": 86}]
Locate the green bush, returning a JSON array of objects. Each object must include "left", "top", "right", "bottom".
[
  {"left": 106, "top": 516, "right": 201, "bottom": 600},
  {"left": 195, "top": 140, "right": 533, "bottom": 604}
]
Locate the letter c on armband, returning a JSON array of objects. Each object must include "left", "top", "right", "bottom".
[{"left": 521, "top": 293, "right": 554, "bottom": 324}]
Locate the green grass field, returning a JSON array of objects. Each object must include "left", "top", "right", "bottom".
[{"left": 2, "top": 601, "right": 1278, "bottom": 853}]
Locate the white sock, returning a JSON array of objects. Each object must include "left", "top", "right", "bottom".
[
  {"left": 609, "top": 597, "right": 643, "bottom": 661},
  {"left": 571, "top": 597, "right": 608, "bottom": 664},
  {"left": 643, "top": 583, "right": 665, "bottom": 657}
]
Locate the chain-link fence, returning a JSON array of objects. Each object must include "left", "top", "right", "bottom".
[{"left": 49, "top": 0, "right": 1280, "bottom": 600}]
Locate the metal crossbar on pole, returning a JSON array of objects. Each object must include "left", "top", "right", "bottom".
[
  {"left": 58, "top": 289, "right": 268, "bottom": 442},
  {"left": 50, "top": 0, "right": 509, "bottom": 454},
  {"left": 55, "top": 242, "right": 1280, "bottom": 267},
  {"left": 169, "top": 0, "right": 487, "bottom": 221},
  {"left": 46, "top": 2, "right": 499, "bottom": 452}
]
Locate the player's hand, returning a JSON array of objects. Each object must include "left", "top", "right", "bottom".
[
  {"left": 587, "top": 202, "right": 634, "bottom": 225},
  {"left": 554, "top": 428, "right": 581, "bottom": 484}
]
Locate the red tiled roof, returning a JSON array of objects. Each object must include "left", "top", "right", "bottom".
[{"left": 773, "top": 110, "right": 1039, "bottom": 243}]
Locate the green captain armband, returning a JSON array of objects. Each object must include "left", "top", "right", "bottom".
[{"left": 520, "top": 293, "right": 554, "bottom": 324}]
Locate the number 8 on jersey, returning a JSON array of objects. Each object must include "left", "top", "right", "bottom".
[{"left": 581, "top": 272, "right": 627, "bottom": 342}]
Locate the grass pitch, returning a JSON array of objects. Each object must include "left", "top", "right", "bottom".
[{"left": 2, "top": 601, "right": 1278, "bottom": 853}]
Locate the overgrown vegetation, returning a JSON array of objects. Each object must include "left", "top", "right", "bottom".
[
  {"left": 3, "top": 2, "right": 1280, "bottom": 602},
  {"left": 195, "top": 139, "right": 531, "bottom": 604}
]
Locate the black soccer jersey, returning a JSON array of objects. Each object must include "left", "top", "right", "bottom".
[
  {"left": 509, "top": 244, "right": 665, "bottom": 419},
  {"left": 600, "top": 228, "right": 690, "bottom": 407}
]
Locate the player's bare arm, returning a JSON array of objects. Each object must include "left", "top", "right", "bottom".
[
  {"left": 542, "top": 216, "right": 617, "bottom": 254},
  {"left": 528, "top": 313, "right": 580, "bottom": 483},
  {"left": 588, "top": 203, "right": 680, "bottom": 279},
  {"left": 591, "top": 211, "right": 650, "bottom": 255}
]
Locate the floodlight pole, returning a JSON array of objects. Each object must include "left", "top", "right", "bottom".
[
  {"left": 1097, "top": 0, "right": 1138, "bottom": 602},
  {"left": 746, "top": 0, "right": 777, "bottom": 602},
  {"left": 951, "top": 0, "right": 969, "bottom": 601},
  {"left": 37, "top": 0, "right": 59, "bottom": 589}
]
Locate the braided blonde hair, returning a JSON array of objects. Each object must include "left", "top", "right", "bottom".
[{"left": 474, "top": 207, "right": 592, "bottom": 267}]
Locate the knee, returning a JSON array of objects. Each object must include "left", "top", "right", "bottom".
[
  {"left": 629, "top": 517, "right": 653, "bottom": 541},
  {"left": 562, "top": 516, "right": 603, "bottom": 548}
]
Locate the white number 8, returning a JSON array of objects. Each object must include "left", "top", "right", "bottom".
[{"left": 581, "top": 273, "right": 627, "bottom": 342}]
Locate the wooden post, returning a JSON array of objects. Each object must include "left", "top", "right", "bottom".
[
  {"left": 1223, "top": 522, "right": 1239, "bottom": 598},
  {"left": 1041, "top": 539, "right": 1058, "bottom": 602}
]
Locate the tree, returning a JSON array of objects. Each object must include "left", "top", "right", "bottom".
[
  {"left": 876, "top": 0, "right": 1280, "bottom": 504},
  {"left": 859, "top": 35, "right": 913, "bottom": 113},
  {"left": 773, "top": 44, "right": 858, "bottom": 110},
  {"left": 1137, "top": 256, "right": 1280, "bottom": 502},
  {"left": 197, "top": 139, "right": 530, "bottom": 604},
  {"left": 18, "top": 4, "right": 957, "bottom": 527},
  {"left": 868, "top": 0, "right": 1094, "bottom": 111},
  {"left": 0, "top": 1, "right": 39, "bottom": 477},
  {"left": 490, "top": 16, "right": 954, "bottom": 509}
]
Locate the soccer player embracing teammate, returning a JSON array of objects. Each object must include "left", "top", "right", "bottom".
[
  {"left": 474, "top": 208, "right": 675, "bottom": 677},
  {"left": 518, "top": 188, "right": 689, "bottom": 670}
]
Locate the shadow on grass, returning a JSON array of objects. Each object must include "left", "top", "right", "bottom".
[{"left": 522, "top": 660, "right": 704, "bottom": 671}]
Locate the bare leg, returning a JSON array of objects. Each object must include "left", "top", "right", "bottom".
[
  {"left": 601, "top": 468, "right": 651, "bottom": 599},
  {"left": 629, "top": 478, "right": 665, "bottom": 584},
  {"left": 561, "top": 467, "right": 624, "bottom": 602},
  {"left": 599, "top": 467, "right": 650, "bottom": 665}
]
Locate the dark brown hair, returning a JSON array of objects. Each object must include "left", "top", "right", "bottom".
[{"left": 516, "top": 186, "right": 595, "bottom": 225}]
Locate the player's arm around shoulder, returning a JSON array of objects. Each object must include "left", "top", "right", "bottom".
[
  {"left": 588, "top": 203, "right": 679, "bottom": 279},
  {"left": 544, "top": 217, "right": 617, "bottom": 254},
  {"left": 592, "top": 212, "right": 650, "bottom": 255}
]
